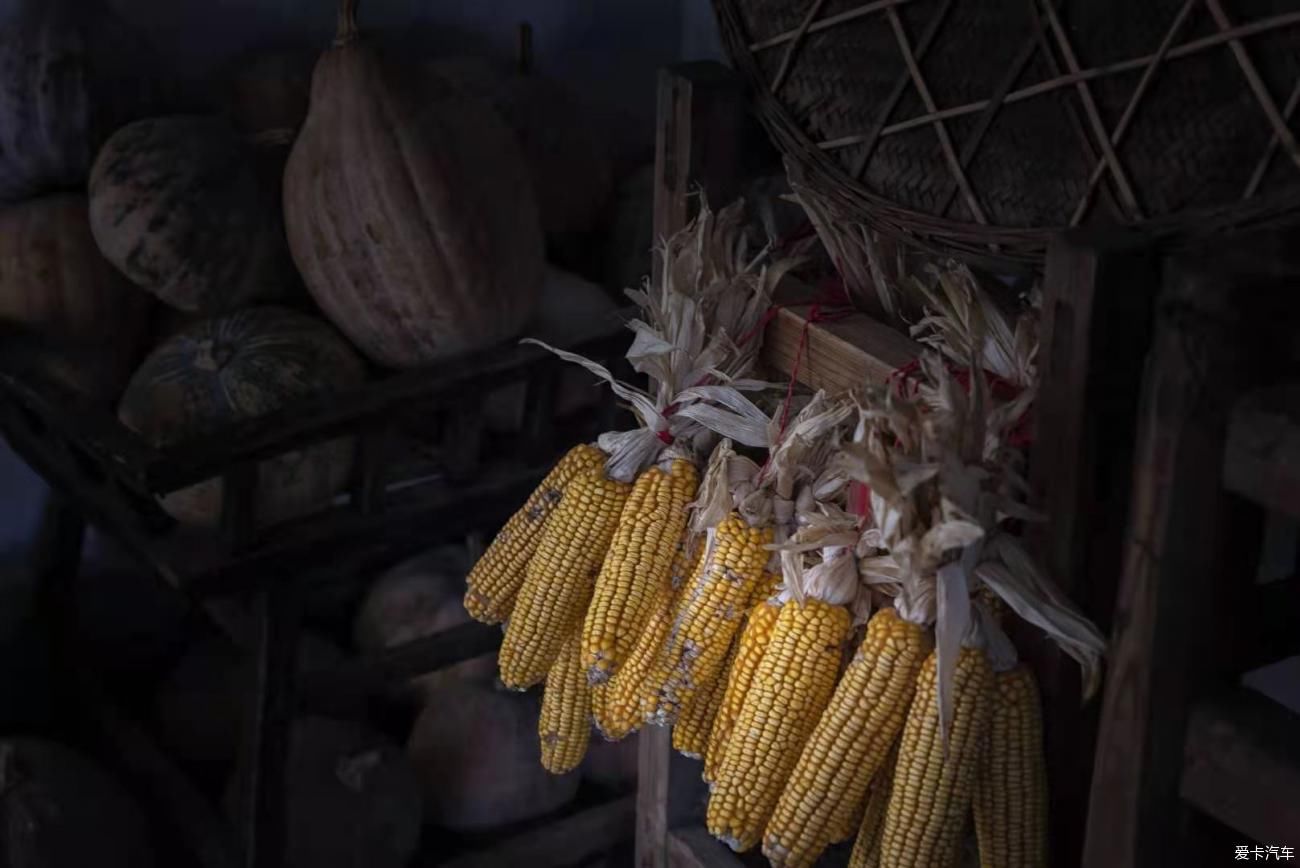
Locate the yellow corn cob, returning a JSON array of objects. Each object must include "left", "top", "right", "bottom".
[
  {"left": 498, "top": 465, "right": 631, "bottom": 689},
  {"left": 706, "top": 598, "right": 850, "bottom": 852},
  {"left": 593, "top": 539, "right": 702, "bottom": 739},
  {"left": 645, "top": 515, "right": 773, "bottom": 726},
  {"left": 704, "top": 598, "right": 780, "bottom": 783},
  {"left": 464, "top": 444, "right": 605, "bottom": 623},
  {"left": 764, "top": 608, "right": 932, "bottom": 868},
  {"left": 583, "top": 459, "right": 698, "bottom": 684},
  {"left": 879, "top": 646, "right": 994, "bottom": 868},
  {"left": 848, "top": 748, "right": 897, "bottom": 868},
  {"left": 973, "top": 665, "right": 1047, "bottom": 868},
  {"left": 672, "top": 633, "right": 735, "bottom": 758},
  {"left": 539, "top": 631, "right": 591, "bottom": 774}
]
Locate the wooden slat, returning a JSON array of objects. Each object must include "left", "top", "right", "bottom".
[
  {"left": 1081, "top": 252, "right": 1248, "bottom": 868},
  {"left": 436, "top": 796, "right": 636, "bottom": 868},
  {"left": 1181, "top": 691, "right": 1300, "bottom": 844},
  {"left": 1032, "top": 233, "right": 1162, "bottom": 868},
  {"left": 761, "top": 278, "right": 920, "bottom": 391},
  {"left": 1224, "top": 385, "right": 1300, "bottom": 521},
  {"left": 641, "top": 61, "right": 750, "bottom": 868},
  {"left": 668, "top": 828, "right": 746, "bottom": 868}
]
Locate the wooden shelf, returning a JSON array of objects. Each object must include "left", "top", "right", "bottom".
[
  {"left": 1224, "top": 385, "right": 1300, "bottom": 521},
  {"left": 1180, "top": 690, "right": 1300, "bottom": 844},
  {"left": 761, "top": 278, "right": 921, "bottom": 392}
]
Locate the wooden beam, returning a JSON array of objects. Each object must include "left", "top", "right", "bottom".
[
  {"left": 642, "top": 61, "right": 749, "bottom": 868},
  {"left": 760, "top": 278, "right": 920, "bottom": 391},
  {"left": 1181, "top": 690, "right": 1300, "bottom": 845},
  {"left": 435, "top": 796, "right": 636, "bottom": 868},
  {"left": 1030, "top": 232, "right": 1161, "bottom": 868},
  {"left": 1224, "top": 385, "right": 1300, "bottom": 521},
  {"left": 651, "top": 61, "right": 748, "bottom": 286},
  {"left": 1081, "top": 251, "right": 1248, "bottom": 868}
]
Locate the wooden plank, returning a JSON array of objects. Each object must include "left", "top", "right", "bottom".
[
  {"left": 1030, "top": 232, "right": 1161, "bottom": 868},
  {"left": 1224, "top": 385, "right": 1300, "bottom": 521},
  {"left": 1181, "top": 691, "right": 1300, "bottom": 844},
  {"left": 1081, "top": 253, "right": 1248, "bottom": 868},
  {"left": 761, "top": 277, "right": 920, "bottom": 391},
  {"left": 297, "top": 621, "right": 501, "bottom": 717},
  {"left": 668, "top": 828, "right": 746, "bottom": 868},
  {"left": 436, "top": 796, "right": 636, "bottom": 868},
  {"left": 651, "top": 61, "right": 749, "bottom": 286},
  {"left": 642, "top": 60, "right": 751, "bottom": 868}
]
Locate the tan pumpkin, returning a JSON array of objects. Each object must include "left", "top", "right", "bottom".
[
  {"left": 0, "top": 194, "right": 150, "bottom": 400},
  {"left": 352, "top": 545, "right": 496, "bottom": 702},
  {"left": 407, "top": 683, "right": 579, "bottom": 831},
  {"left": 282, "top": 0, "right": 543, "bottom": 369}
]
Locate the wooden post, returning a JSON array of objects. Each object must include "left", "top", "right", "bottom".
[
  {"left": 638, "top": 61, "right": 751, "bottom": 868},
  {"left": 1030, "top": 232, "right": 1161, "bottom": 868},
  {"left": 1079, "top": 244, "right": 1269, "bottom": 868}
]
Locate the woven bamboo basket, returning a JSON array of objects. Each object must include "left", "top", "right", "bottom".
[{"left": 713, "top": 0, "right": 1300, "bottom": 273}]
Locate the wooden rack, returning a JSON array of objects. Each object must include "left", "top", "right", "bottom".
[{"left": 1, "top": 318, "right": 637, "bottom": 868}]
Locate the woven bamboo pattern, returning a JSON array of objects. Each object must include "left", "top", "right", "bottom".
[{"left": 714, "top": 0, "right": 1300, "bottom": 269}]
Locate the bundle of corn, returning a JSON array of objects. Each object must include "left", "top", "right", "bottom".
[
  {"left": 643, "top": 392, "right": 852, "bottom": 731},
  {"left": 462, "top": 200, "right": 803, "bottom": 774},
  {"left": 820, "top": 351, "right": 1103, "bottom": 868}
]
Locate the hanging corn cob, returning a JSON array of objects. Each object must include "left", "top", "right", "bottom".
[
  {"left": 703, "top": 595, "right": 780, "bottom": 783},
  {"left": 763, "top": 605, "right": 932, "bottom": 868},
  {"left": 672, "top": 631, "right": 736, "bottom": 758},
  {"left": 644, "top": 511, "right": 773, "bottom": 726},
  {"left": 592, "top": 536, "right": 701, "bottom": 739},
  {"left": 848, "top": 747, "right": 897, "bottom": 868},
  {"left": 484, "top": 200, "right": 797, "bottom": 693},
  {"left": 583, "top": 457, "right": 699, "bottom": 684},
  {"left": 499, "top": 465, "right": 633, "bottom": 688},
  {"left": 464, "top": 443, "right": 605, "bottom": 624},
  {"left": 539, "top": 630, "right": 591, "bottom": 774},
  {"left": 878, "top": 643, "right": 994, "bottom": 868},
  {"left": 706, "top": 536, "right": 857, "bottom": 853},
  {"left": 972, "top": 660, "right": 1048, "bottom": 868}
]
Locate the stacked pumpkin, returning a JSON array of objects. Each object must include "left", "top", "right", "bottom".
[{"left": 1, "top": 0, "right": 632, "bottom": 529}]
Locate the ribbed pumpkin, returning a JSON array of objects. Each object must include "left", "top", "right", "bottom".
[
  {"left": 117, "top": 307, "right": 365, "bottom": 527},
  {"left": 88, "top": 116, "right": 296, "bottom": 314},
  {"left": 429, "top": 56, "right": 615, "bottom": 241},
  {"left": 283, "top": 0, "right": 543, "bottom": 369},
  {"left": 0, "top": 194, "right": 151, "bottom": 400},
  {"left": 0, "top": 0, "right": 159, "bottom": 203}
]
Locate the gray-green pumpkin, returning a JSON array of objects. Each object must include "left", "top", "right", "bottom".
[
  {"left": 117, "top": 307, "right": 365, "bottom": 527},
  {"left": 88, "top": 116, "right": 294, "bottom": 314}
]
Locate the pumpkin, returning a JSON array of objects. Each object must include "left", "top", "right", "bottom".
[
  {"left": 429, "top": 56, "right": 615, "bottom": 241},
  {"left": 152, "top": 634, "right": 344, "bottom": 786},
  {"left": 218, "top": 44, "right": 315, "bottom": 143},
  {"left": 352, "top": 545, "right": 496, "bottom": 702},
  {"left": 223, "top": 717, "right": 422, "bottom": 868},
  {"left": 0, "top": 0, "right": 159, "bottom": 203},
  {"left": 88, "top": 116, "right": 296, "bottom": 314},
  {"left": 0, "top": 738, "right": 155, "bottom": 868},
  {"left": 282, "top": 0, "right": 543, "bottom": 369},
  {"left": 0, "top": 194, "right": 151, "bottom": 400},
  {"left": 408, "top": 683, "right": 580, "bottom": 831},
  {"left": 117, "top": 307, "right": 365, "bottom": 527}
]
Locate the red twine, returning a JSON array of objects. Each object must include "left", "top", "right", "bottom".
[{"left": 887, "top": 359, "right": 1035, "bottom": 448}]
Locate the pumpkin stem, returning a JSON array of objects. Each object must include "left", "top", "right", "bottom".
[{"left": 335, "top": 0, "right": 360, "bottom": 46}]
